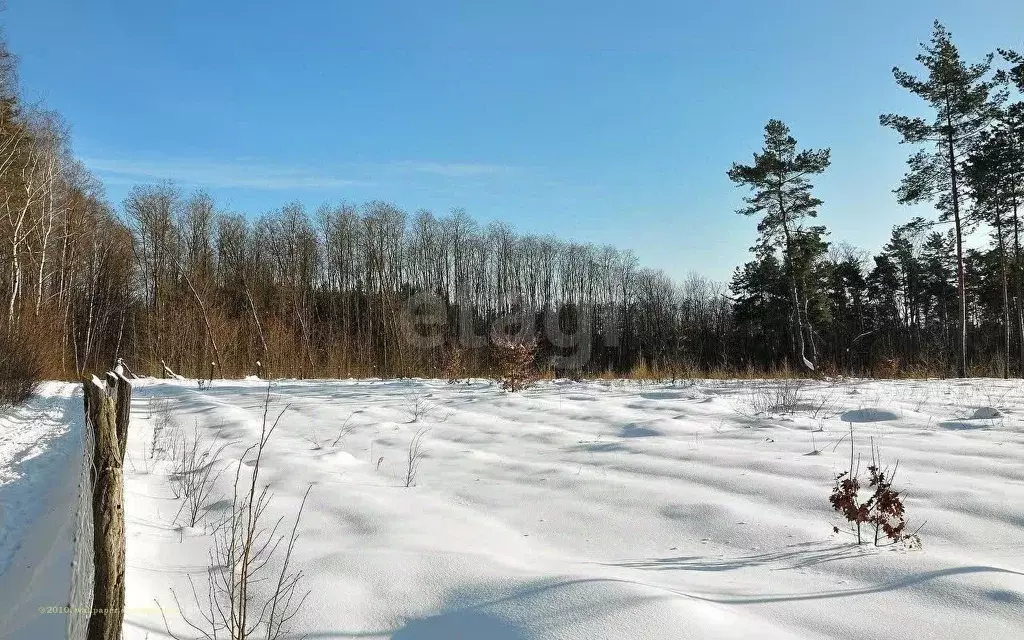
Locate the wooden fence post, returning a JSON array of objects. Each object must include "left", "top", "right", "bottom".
[
  {"left": 84, "top": 373, "right": 130, "bottom": 640},
  {"left": 106, "top": 372, "right": 131, "bottom": 461}
]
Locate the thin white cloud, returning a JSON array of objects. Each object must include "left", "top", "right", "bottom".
[
  {"left": 402, "top": 161, "right": 512, "bottom": 177},
  {"left": 83, "top": 157, "right": 366, "bottom": 190},
  {"left": 83, "top": 157, "right": 519, "bottom": 190}
]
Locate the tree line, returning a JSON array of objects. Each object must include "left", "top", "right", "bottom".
[{"left": 2, "top": 22, "right": 1023, "bottom": 381}]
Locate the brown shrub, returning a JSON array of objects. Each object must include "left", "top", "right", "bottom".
[
  {"left": 441, "top": 344, "right": 465, "bottom": 384},
  {"left": 830, "top": 430, "right": 919, "bottom": 547},
  {"left": 0, "top": 328, "right": 44, "bottom": 406},
  {"left": 492, "top": 336, "right": 537, "bottom": 392}
]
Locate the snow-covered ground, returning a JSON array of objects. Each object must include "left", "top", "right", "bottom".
[
  {"left": 0, "top": 382, "right": 84, "bottom": 639},
  {"left": 3, "top": 377, "right": 1024, "bottom": 639}
]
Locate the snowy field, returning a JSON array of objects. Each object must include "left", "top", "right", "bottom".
[{"left": 3, "top": 377, "right": 1024, "bottom": 639}]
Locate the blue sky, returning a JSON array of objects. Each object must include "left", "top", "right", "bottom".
[{"left": 5, "top": 1, "right": 1024, "bottom": 281}]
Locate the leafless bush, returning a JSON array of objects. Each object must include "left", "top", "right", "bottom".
[
  {"left": 330, "top": 411, "right": 359, "bottom": 447},
  {"left": 306, "top": 429, "right": 323, "bottom": 451},
  {"left": 492, "top": 336, "right": 538, "bottom": 392},
  {"left": 0, "top": 330, "right": 43, "bottom": 406},
  {"left": 805, "top": 390, "right": 838, "bottom": 419},
  {"left": 402, "top": 391, "right": 448, "bottom": 424},
  {"left": 141, "top": 397, "right": 176, "bottom": 474},
  {"left": 170, "top": 425, "right": 227, "bottom": 527},
  {"left": 160, "top": 385, "right": 311, "bottom": 640},
  {"left": 911, "top": 388, "right": 932, "bottom": 412},
  {"left": 308, "top": 412, "right": 360, "bottom": 450},
  {"left": 981, "top": 385, "right": 1013, "bottom": 413},
  {"left": 405, "top": 428, "right": 430, "bottom": 488},
  {"left": 149, "top": 395, "right": 170, "bottom": 419},
  {"left": 946, "top": 385, "right": 973, "bottom": 416},
  {"left": 744, "top": 379, "right": 805, "bottom": 414},
  {"left": 808, "top": 430, "right": 821, "bottom": 455}
]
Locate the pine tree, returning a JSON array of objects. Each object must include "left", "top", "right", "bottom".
[
  {"left": 880, "top": 21, "right": 1003, "bottom": 377},
  {"left": 919, "top": 231, "right": 958, "bottom": 362},
  {"left": 876, "top": 220, "right": 931, "bottom": 362},
  {"left": 728, "top": 120, "right": 832, "bottom": 371},
  {"left": 994, "top": 49, "right": 1024, "bottom": 373},
  {"left": 730, "top": 252, "right": 790, "bottom": 366},
  {"left": 966, "top": 130, "right": 1017, "bottom": 377},
  {"left": 823, "top": 247, "right": 868, "bottom": 373},
  {"left": 998, "top": 48, "right": 1024, "bottom": 91}
]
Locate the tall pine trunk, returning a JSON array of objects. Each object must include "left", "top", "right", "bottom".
[
  {"left": 947, "top": 126, "right": 968, "bottom": 378},
  {"left": 995, "top": 205, "right": 1010, "bottom": 379},
  {"left": 1014, "top": 197, "right": 1024, "bottom": 376},
  {"left": 781, "top": 218, "right": 811, "bottom": 371}
]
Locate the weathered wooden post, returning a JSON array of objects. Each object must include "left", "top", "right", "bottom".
[
  {"left": 106, "top": 372, "right": 132, "bottom": 460},
  {"left": 84, "top": 373, "right": 130, "bottom": 640}
]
